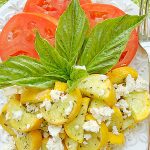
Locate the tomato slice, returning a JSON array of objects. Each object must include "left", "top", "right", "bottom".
[
  {"left": 82, "top": 4, "right": 138, "bottom": 68},
  {"left": 24, "top": 0, "right": 91, "bottom": 19},
  {"left": 0, "top": 13, "right": 57, "bottom": 61}
]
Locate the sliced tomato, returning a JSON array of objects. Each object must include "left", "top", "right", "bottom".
[
  {"left": 82, "top": 4, "right": 138, "bottom": 68},
  {"left": 24, "top": 0, "right": 91, "bottom": 19},
  {"left": 0, "top": 13, "right": 57, "bottom": 61}
]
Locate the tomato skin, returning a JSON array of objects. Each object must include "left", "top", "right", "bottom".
[
  {"left": 81, "top": 3, "right": 139, "bottom": 68},
  {"left": 0, "top": 13, "right": 57, "bottom": 61},
  {"left": 24, "top": 0, "right": 91, "bottom": 19}
]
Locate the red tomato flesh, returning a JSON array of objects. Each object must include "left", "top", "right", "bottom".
[
  {"left": 0, "top": 13, "right": 57, "bottom": 61},
  {"left": 81, "top": 3, "right": 139, "bottom": 68},
  {"left": 24, "top": 0, "right": 91, "bottom": 19}
]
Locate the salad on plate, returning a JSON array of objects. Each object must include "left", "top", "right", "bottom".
[{"left": 0, "top": 0, "right": 149, "bottom": 150}]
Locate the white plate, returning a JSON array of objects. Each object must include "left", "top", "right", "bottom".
[{"left": 0, "top": 0, "right": 149, "bottom": 150}]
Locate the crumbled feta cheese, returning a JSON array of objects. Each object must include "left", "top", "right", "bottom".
[
  {"left": 99, "top": 75, "right": 108, "bottom": 81},
  {"left": 0, "top": 90, "right": 8, "bottom": 113},
  {"left": 48, "top": 125, "right": 62, "bottom": 137},
  {"left": 74, "top": 65, "right": 86, "bottom": 70},
  {"left": 84, "top": 134, "right": 92, "bottom": 141},
  {"left": 26, "top": 124, "right": 30, "bottom": 129},
  {"left": 43, "top": 131, "right": 49, "bottom": 138},
  {"left": 135, "top": 77, "right": 148, "bottom": 91},
  {"left": 83, "top": 120, "right": 100, "bottom": 133},
  {"left": 50, "top": 90, "right": 67, "bottom": 102},
  {"left": 37, "top": 113, "right": 43, "bottom": 119},
  {"left": 75, "top": 125, "right": 80, "bottom": 130},
  {"left": 99, "top": 89, "right": 105, "bottom": 96},
  {"left": 112, "top": 126, "right": 119, "bottom": 135},
  {"left": 40, "top": 100, "right": 51, "bottom": 111},
  {"left": 83, "top": 141, "right": 88, "bottom": 145},
  {"left": 116, "top": 99, "right": 131, "bottom": 118},
  {"left": 0, "top": 125, "right": 16, "bottom": 150},
  {"left": 65, "top": 101, "right": 74, "bottom": 116},
  {"left": 26, "top": 103, "right": 39, "bottom": 113},
  {"left": 46, "top": 137, "right": 64, "bottom": 150},
  {"left": 90, "top": 107, "right": 114, "bottom": 124},
  {"left": 114, "top": 75, "right": 148, "bottom": 100},
  {"left": 12, "top": 110, "right": 23, "bottom": 121}
]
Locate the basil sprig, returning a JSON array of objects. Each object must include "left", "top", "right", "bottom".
[{"left": 0, "top": 0, "right": 145, "bottom": 90}]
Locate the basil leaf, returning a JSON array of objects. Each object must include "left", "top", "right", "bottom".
[
  {"left": 56, "top": 0, "right": 89, "bottom": 65},
  {"left": 68, "top": 66, "right": 88, "bottom": 92},
  {"left": 78, "top": 15, "right": 145, "bottom": 74},
  {"left": 0, "top": 56, "right": 56, "bottom": 88},
  {"left": 35, "top": 32, "right": 70, "bottom": 80}
]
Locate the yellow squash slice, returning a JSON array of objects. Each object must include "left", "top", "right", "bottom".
[
  {"left": 78, "top": 132, "right": 101, "bottom": 150},
  {"left": 108, "top": 132, "right": 125, "bottom": 145},
  {"left": 122, "top": 117, "right": 135, "bottom": 131},
  {"left": 15, "top": 130, "right": 42, "bottom": 150},
  {"left": 41, "top": 89, "right": 82, "bottom": 125},
  {"left": 54, "top": 81, "right": 68, "bottom": 92},
  {"left": 125, "top": 91, "right": 150, "bottom": 122},
  {"left": 41, "top": 138, "right": 49, "bottom": 150},
  {"left": 64, "top": 98, "right": 90, "bottom": 143},
  {"left": 107, "top": 67, "right": 138, "bottom": 84},
  {"left": 78, "top": 75, "right": 116, "bottom": 107},
  {"left": 108, "top": 106, "right": 123, "bottom": 132},
  {"left": 6, "top": 98, "right": 42, "bottom": 132},
  {"left": 65, "top": 137, "right": 79, "bottom": 150},
  {"left": 21, "top": 88, "right": 51, "bottom": 104}
]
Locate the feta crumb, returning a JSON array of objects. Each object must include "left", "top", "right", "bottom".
[
  {"left": 74, "top": 65, "right": 86, "bottom": 70},
  {"left": 75, "top": 125, "right": 80, "bottom": 130},
  {"left": 112, "top": 126, "right": 119, "bottom": 135},
  {"left": 84, "top": 134, "right": 92, "bottom": 141},
  {"left": 0, "top": 125, "right": 16, "bottom": 150},
  {"left": 40, "top": 100, "right": 51, "bottom": 111},
  {"left": 46, "top": 137, "right": 64, "bottom": 150},
  {"left": 83, "top": 120, "right": 100, "bottom": 133},
  {"left": 50, "top": 90, "right": 68, "bottom": 102},
  {"left": 12, "top": 110, "right": 23, "bottom": 121},
  {"left": 26, "top": 103, "right": 39, "bottom": 113},
  {"left": 83, "top": 141, "right": 88, "bottom": 145},
  {"left": 48, "top": 125, "right": 62, "bottom": 137},
  {"left": 116, "top": 99, "right": 131, "bottom": 118},
  {"left": 26, "top": 124, "right": 30, "bottom": 129},
  {"left": 99, "top": 89, "right": 105, "bottom": 96},
  {"left": 90, "top": 107, "right": 114, "bottom": 124},
  {"left": 65, "top": 101, "right": 74, "bottom": 116},
  {"left": 99, "top": 75, "right": 108, "bottom": 81},
  {"left": 135, "top": 77, "right": 148, "bottom": 91},
  {"left": 37, "top": 113, "right": 43, "bottom": 119},
  {"left": 114, "top": 75, "right": 148, "bottom": 100},
  {"left": 43, "top": 131, "right": 49, "bottom": 138}
]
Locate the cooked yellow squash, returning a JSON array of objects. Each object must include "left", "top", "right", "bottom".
[
  {"left": 21, "top": 88, "right": 51, "bottom": 104},
  {"left": 107, "top": 67, "right": 138, "bottom": 84},
  {"left": 108, "top": 106, "right": 123, "bottom": 132},
  {"left": 15, "top": 130, "right": 42, "bottom": 150},
  {"left": 78, "top": 132, "right": 101, "bottom": 150},
  {"left": 6, "top": 98, "right": 42, "bottom": 132},
  {"left": 108, "top": 132, "right": 125, "bottom": 145},
  {"left": 78, "top": 75, "right": 116, "bottom": 107},
  {"left": 85, "top": 114, "right": 95, "bottom": 121},
  {"left": 41, "top": 138, "right": 49, "bottom": 150},
  {"left": 54, "top": 81, "right": 68, "bottom": 92},
  {"left": 125, "top": 91, "right": 150, "bottom": 122},
  {"left": 41, "top": 89, "right": 82, "bottom": 125},
  {"left": 122, "top": 117, "right": 135, "bottom": 131},
  {"left": 65, "top": 137, "right": 79, "bottom": 150},
  {"left": 99, "top": 123, "right": 109, "bottom": 149},
  {"left": 65, "top": 98, "right": 90, "bottom": 143}
]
